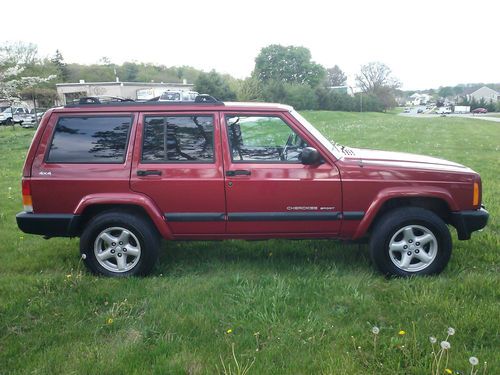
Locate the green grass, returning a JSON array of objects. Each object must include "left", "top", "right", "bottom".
[{"left": 1, "top": 112, "right": 499, "bottom": 374}]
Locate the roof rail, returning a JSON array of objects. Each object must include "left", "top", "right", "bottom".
[
  {"left": 77, "top": 96, "right": 135, "bottom": 105},
  {"left": 65, "top": 94, "right": 224, "bottom": 107},
  {"left": 194, "top": 94, "right": 220, "bottom": 103}
]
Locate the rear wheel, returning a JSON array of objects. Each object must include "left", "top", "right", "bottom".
[
  {"left": 370, "top": 207, "right": 452, "bottom": 277},
  {"left": 80, "top": 211, "right": 160, "bottom": 277}
]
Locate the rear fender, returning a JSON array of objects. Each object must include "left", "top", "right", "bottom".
[{"left": 74, "top": 193, "right": 173, "bottom": 239}]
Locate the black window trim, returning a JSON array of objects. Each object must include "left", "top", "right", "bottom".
[
  {"left": 224, "top": 113, "right": 305, "bottom": 165},
  {"left": 140, "top": 113, "right": 216, "bottom": 164},
  {"left": 45, "top": 114, "right": 134, "bottom": 165}
]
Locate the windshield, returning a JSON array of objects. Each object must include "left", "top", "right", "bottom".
[
  {"left": 290, "top": 110, "right": 342, "bottom": 159},
  {"left": 2, "top": 107, "right": 12, "bottom": 114}
]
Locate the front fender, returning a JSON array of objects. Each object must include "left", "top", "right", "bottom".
[
  {"left": 74, "top": 192, "right": 173, "bottom": 239},
  {"left": 352, "top": 186, "right": 458, "bottom": 239}
]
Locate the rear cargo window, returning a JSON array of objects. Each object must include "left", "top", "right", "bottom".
[
  {"left": 142, "top": 115, "right": 214, "bottom": 162},
  {"left": 47, "top": 116, "right": 132, "bottom": 163}
]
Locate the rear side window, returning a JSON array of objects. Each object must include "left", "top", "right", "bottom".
[
  {"left": 142, "top": 115, "right": 214, "bottom": 162},
  {"left": 47, "top": 116, "right": 132, "bottom": 163}
]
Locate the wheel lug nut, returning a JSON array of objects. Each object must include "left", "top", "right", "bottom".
[
  {"left": 117, "top": 253, "right": 122, "bottom": 257},
  {"left": 408, "top": 240, "right": 413, "bottom": 243},
  {"left": 415, "top": 249, "right": 420, "bottom": 254},
  {"left": 119, "top": 242, "right": 123, "bottom": 245},
  {"left": 407, "top": 251, "right": 412, "bottom": 256},
  {"left": 123, "top": 248, "right": 127, "bottom": 252},
  {"left": 112, "top": 242, "right": 116, "bottom": 246},
  {"left": 111, "top": 249, "right": 115, "bottom": 254},
  {"left": 416, "top": 242, "right": 420, "bottom": 246},
  {"left": 403, "top": 245, "right": 408, "bottom": 249}
]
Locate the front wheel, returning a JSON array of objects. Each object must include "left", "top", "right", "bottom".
[
  {"left": 370, "top": 207, "right": 452, "bottom": 277},
  {"left": 80, "top": 211, "right": 160, "bottom": 277}
]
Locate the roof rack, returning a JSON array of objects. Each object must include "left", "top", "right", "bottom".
[{"left": 65, "top": 94, "right": 223, "bottom": 107}]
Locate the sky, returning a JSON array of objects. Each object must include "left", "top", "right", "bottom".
[{"left": 1, "top": 0, "right": 498, "bottom": 90}]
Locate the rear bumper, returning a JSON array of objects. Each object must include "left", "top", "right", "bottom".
[
  {"left": 450, "top": 207, "right": 489, "bottom": 240},
  {"left": 16, "top": 212, "right": 81, "bottom": 238}
]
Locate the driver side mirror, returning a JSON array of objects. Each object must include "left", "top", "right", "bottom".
[{"left": 300, "top": 147, "right": 321, "bottom": 165}]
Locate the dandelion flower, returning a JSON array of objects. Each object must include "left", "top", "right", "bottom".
[
  {"left": 469, "top": 357, "right": 479, "bottom": 366},
  {"left": 445, "top": 369, "right": 452, "bottom": 374},
  {"left": 372, "top": 326, "right": 380, "bottom": 335},
  {"left": 429, "top": 336, "right": 437, "bottom": 344},
  {"left": 66, "top": 274, "right": 72, "bottom": 279},
  {"left": 106, "top": 318, "right": 113, "bottom": 325},
  {"left": 447, "top": 327, "right": 455, "bottom": 336},
  {"left": 398, "top": 330, "right": 406, "bottom": 335},
  {"left": 226, "top": 329, "right": 233, "bottom": 334},
  {"left": 440, "top": 341, "right": 451, "bottom": 350}
]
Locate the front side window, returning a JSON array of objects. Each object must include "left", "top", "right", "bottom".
[
  {"left": 226, "top": 115, "right": 308, "bottom": 162},
  {"left": 47, "top": 116, "right": 132, "bottom": 163},
  {"left": 142, "top": 115, "right": 214, "bottom": 162}
]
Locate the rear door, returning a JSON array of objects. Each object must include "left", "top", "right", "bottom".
[
  {"left": 221, "top": 111, "right": 342, "bottom": 235},
  {"left": 130, "top": 111, "right": 226, "bottom": 235}
]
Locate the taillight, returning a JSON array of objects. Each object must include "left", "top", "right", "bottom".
[{"left": 22, "top": 179, "right": 33, "bottom": 213}]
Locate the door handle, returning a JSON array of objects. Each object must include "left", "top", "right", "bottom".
[
  {"left": 137, "top": 170, "right": 162, "bottom": 176},
  {"left": 226, "top": 170, "right": 251, "bottom": 177}
]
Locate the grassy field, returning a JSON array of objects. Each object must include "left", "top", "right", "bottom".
[{"left": 0, "top": 112, "right": 498, "bottom": 374}]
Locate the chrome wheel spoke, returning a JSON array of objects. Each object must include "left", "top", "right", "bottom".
[
  {"left": 399, "top": 252, "right": 412, "bottom": 270},
  {"left": 124, "top": 245, "right": 140, "bottom": 257},
  {"left": 414, "top": 250, "right": 433, "bottom": 263},
  {"left": 116, "top": 255, "right": 127, "bottom": 270},
  {"left": 416, "top": 233, "right": 433, "bottom": 246},
  {"left": 389, "top": 241, "right": 406, "bottom": 252},
  {"left": 100, "top": 232, "right": 117, "bottom": 246},
  {"left": 97, "top": 248, "right": 114, "bottom": 261},
  {"left": 402, "top": 227, "right": 414, "bottom": 242},
  {"left": 118, "top": 230, "right": 131, "bottom": 245}
]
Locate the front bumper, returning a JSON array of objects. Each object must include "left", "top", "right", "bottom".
[
  {"left": 16, "top": 212, "right": 81, "bottom": 238},
  {"left": 450, "top": 207, "right": 489, "bottom": 240}
]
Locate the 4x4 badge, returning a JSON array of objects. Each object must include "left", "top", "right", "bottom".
[{"left": 39, "top": 171, "right": 52, "bottom": 176}]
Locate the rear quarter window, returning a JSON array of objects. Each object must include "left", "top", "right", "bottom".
[{"left": 46, "top": 116, "right": 132, "bottom": 163}]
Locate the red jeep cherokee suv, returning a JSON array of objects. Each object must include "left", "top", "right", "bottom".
[{"left": 16, "top": 96, "right": 488, "bottom": 277}]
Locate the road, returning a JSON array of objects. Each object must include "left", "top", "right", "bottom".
[{"left": 399, "top": 107, "right": 500, "bottom": 123}]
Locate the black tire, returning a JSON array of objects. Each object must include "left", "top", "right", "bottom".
[
  {"left": 80, "top": 211, "right": 160, "bottom": 277},
  {"left": 370, "top": 207, "right": 452, "bottom": 277}
]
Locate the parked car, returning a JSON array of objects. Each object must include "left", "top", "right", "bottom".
[
  {"left": 471, "top": 108, "right": 488, "bottom": 114},
  {"left": 16, "top": 96, "right": 489, "bottom": 277},
  {"left": 0, "top": 105, "right": 31, "bottom": 125},
  {"left": 417, "top": 108, "right": 424, "bottom": 114},
  {"left": 404, "top": 107, "right": 411, "bottom": 113}
]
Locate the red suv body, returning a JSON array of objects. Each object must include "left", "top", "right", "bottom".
[{"left": 17, "top": 97, "right": 488, "bottom": 277}]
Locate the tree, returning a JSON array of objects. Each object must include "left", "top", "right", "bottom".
[
  {"left": 236, "top": 77, "right": 263, "bottom": 101},
  {"left": 355, "top": 62, "right": 400, "bottom": 110},
  {"left": 0, "top": 42, "right": 38, "bottom": 66},
  {"left": 356, "top": 62, "right": 400, "bottom": 93},
  {"left": 325, "top": 65, "right": 347, "bottom": 87},
  {"left": 120, "top": 62, "right": 139, "bottom": 81},
  {"left": 1, "top": 43, "right": 56, "bottom": 103},
  {"left": 194, "top": 70, "right": 236, "bottom": 101},
  {"left": 254, "top": 45, "right": 325, "bottom": 87},
  {"left": 437, "top": 86, "right": 454, "bottom": 99},
  {"left": 51, "top": 50, "right": 69, "bottom": 82}
]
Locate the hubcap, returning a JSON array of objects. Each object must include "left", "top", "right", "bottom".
[
  {"left": 94, "top": 227, "right": 141, "bottom": 273},
  {"left": 388, "top": 225, "right": 438, "bottom": 272}
]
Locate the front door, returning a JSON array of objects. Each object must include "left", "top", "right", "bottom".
[
  {"left": 131, "top": 111, "right": 226, "bottom": 235},
  {"left": 221, "top": 112, "right": 342, "bottom": 235}
]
